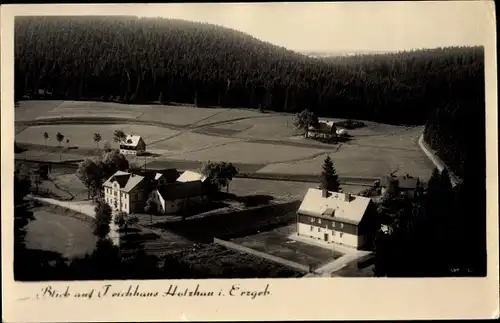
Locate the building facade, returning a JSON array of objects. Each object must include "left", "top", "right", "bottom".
[
  {"left": 150, "top": 180, "right": 208, "bottom": 215},
  {"left": 103, "top": 171, "right": 149, "bottom": 214},
  {"left": 380, "top": 174, "right": 422, "bottom": 199},
  {"left": 296, "top": 188, "right": 376, "bottom": 250}
]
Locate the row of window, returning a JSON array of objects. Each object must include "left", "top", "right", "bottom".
[
  {"left": 105, "top": 187, "right": 133, "bottom": 200},
  {"left": 310, "top": 226, "right": 343, "bottom": 238},
  {"left": 105, "top": 197, "right": 129, "bottom": 212},
  {"left": 309, "top": 216, "right": 344, "bottom": 229}
]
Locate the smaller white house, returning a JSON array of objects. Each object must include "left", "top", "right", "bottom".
[
  {"left": 307, "top": 119, "right": 349, "bottom": 139},
  {"left": 119, "top": 135, "right": 146, "bottom": 156}
]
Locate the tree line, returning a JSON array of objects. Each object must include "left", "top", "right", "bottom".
[
  {"left": 373, "top": 165, "right": 486, "bottom": 277},
  {"left": 15, "top": 16, "right": 484, "bottom": 126}
]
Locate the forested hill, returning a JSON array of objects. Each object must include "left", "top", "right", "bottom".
[{"left": 15, "top": 16, "right": 484, "bottom": 127}]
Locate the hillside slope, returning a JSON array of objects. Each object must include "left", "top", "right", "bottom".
[{"left": 15, "top": 16, "right": 483, "bottom": 126}]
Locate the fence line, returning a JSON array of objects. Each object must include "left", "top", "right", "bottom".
[{"left": 213, "top": 237, "right": 311, "bottom": 274}]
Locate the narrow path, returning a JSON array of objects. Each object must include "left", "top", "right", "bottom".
[
  {"left": 314, "top": 251, "right": 371, "bottom": 276},
  {"left": 147, "top": 108, "right": 232, "bottom": 145},
  {"left": 418, "top": 135, "right": 461, "bottom": 186},
  {"left": 290, "top": 233, "right": 372, "bottom": 277}
]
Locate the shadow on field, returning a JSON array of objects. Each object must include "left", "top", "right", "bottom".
[
  {"left": 139, "top": 152, "right": 162, "bottom": 157},
  {"left": 14, "top": 142, "right": 27, "bottom": 153},
  {"left": 312, "top": 135, "right": 352, "bottom": 144},
  {"left": 217, "top": 192, "right": 275, "bottom": 207},
  {"left": 119, "top": 230, "right": 162, "bottom": 251},
  {"left": 149, "top": 200, "right": 301, "bottom": 243}
]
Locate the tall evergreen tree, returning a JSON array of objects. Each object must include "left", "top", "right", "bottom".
[{"left": 320, "top": 156, "right": 340, "bottom": 192}]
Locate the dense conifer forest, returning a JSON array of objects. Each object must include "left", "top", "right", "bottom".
[{"left": 14, "top": 16, "right": 487, "bottom": 278}]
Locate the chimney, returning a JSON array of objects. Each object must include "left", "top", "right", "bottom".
[
  {"left": 344, "top": 193, "right": 351, "bottom": 202},
  {"left": 322, "top": 188, "right": 329, "bottom": 198}
]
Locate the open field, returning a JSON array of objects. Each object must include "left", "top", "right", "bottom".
[
  {"left": 258, "top": 127, "right": 433, "bottom": 179},
  {"left": 50, "top": 173, "right": 89, "bottom": 200},
  {"left": 229, "top": 225, "right": 343, "bottom": 270},
  {"left": 160, "top": 141, "right": 329, "bottom": 164},
  {"left": 16, "top": 124, "right": 180, "bottom": 150},
  {"left": 15, "top": 100, "right": 434, "bottom": 179}
]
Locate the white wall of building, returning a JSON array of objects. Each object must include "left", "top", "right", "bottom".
[
  {"left": 120, "top": 149, "right": 137, "bottom": 156},
  {"left": 155, "top": 193, "right": 205, "bottom": 215},
  {"left": 104, "top": 184, "right": 137, "bottom": 215},
  {"left": 297, "top": 223, "right": 360, "bottom": 249}
]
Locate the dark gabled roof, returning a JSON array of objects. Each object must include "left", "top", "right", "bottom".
[
  {"left": 133, "top": 168, "right": 179, "bottom": 183},
  {"left": 156, "top": 180, "right": 205, "bottom": 200},
  {"left": 103, "top": 171, "right": 146, "bottom": 192},
  {"left": 113, "top": 174, "right": 131, "bottom": 188}
]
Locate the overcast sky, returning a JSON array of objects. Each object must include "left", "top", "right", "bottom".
[
  {"left": 9, "top": 2, "right": 490, "bottom": 53},
  {"left": 135, "top": 2, "right": 488, "bottom": 53}
]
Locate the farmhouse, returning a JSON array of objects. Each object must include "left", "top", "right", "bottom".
[
  {"left": 119, "top": 135, "right": 146, "bottom": 156},
  {"left": 308, "top": 120, "right": 337, "bottom": 139},
  {"left": 103, "top": 169, "right": 210, "bottom": 215},
  {"left": 307, "top": 120, "right": 348, "bottom": 139},
  {"left": 296, "top": 188, "right": 377, "bottom": 250},
  {"left": 380, "top": 174, "right": 422, "bottom": 199}
]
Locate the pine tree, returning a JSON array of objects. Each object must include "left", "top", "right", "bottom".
[
  {"left": 320, "top": 156, "right": 340, "bottom": 192},
  {"left": 439, "top": 168, "right": 454, "bottom": 203}
]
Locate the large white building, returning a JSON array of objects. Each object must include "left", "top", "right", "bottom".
[
  {"left": 103, "top": 170, "right": 149, "bottom": 214},
  {"left": 102, "top": 169, "right": 210, "bottom": 216},
  {"left": 296, "top": 188, "right": 377, "bottom": 250},
  {"left": 119, "top": 135, "right": 146, "bottom": 156}
]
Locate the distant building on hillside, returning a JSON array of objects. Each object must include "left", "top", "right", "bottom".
[
  {"left": 296, "top": 188, "right": 377, "bottom": 250},
  {"left": 380, "top": 174, "right": 422, "bottom": 199},
  {"left": 308, "top": 120, "right": 337, "bottom": 140},
  {"left": 307, "top": 119, "right": 348, "bottom": 140},
  {"left": 119, "top": 135, "right": 146, "bottom": 156}
]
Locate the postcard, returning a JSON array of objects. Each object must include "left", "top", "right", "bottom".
[{"left": 1, "top": 2, "right": 498, "bottom": 322}]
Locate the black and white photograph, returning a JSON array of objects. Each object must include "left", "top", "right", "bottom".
[{"left": 2, "top": 1, "right": 498, "bottom": 321}]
